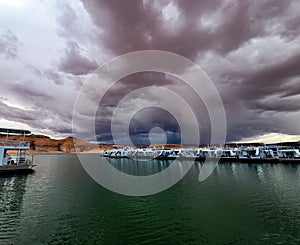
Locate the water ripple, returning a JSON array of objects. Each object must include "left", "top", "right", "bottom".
[{"left": 1, "top": 156, "right": 300, "bottom": 244}]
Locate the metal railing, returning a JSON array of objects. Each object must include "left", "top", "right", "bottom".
[
  {"left": 2, "top": 154, "right": 33, "bottom": 166},
  {"left": 0, "top": 140, "right": 30, "bottom": 148}
]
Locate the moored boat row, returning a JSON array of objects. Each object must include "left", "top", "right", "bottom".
[{"left": 103, "top": 146, "right": 300, "bottom": 163}]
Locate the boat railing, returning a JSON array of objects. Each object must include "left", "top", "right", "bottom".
[
  {"left": 0, "top": 140, "right": 30, "bottom": 148},
  {"left": 2, "top": 153, "right": 33, "bottom": 166}
]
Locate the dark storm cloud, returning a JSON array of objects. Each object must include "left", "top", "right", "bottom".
[
  {"left": 80, "top": 0, "right": 224, "bottom": 58},
  {"left": 221, "top": 44, "right": 300, "bottom": 140},
  {"left": 0, "top": 30, "right": 19, "bottom": 59},
  {"left": 250, "top": 100, "right": 299, "bottom": 113},
  {"left": 75, "top": 0, "right": 300, "bottom": 143},
  {"left": 128, "top": 107, "right": 181, "bottom": 145},
  {"left": 59, "top": 41, "right": 98, "bottom": 75},
  {"left": 79, "top": 0, "right": 275, "bottom": 57},
  {"left": 3, "top": 0, "right": 297, "bottom": 143},
  {"left": 280, "top": 82, "right": 300, "bottom": 98},
  {"left": 91, "top": 71, "right": 211, "bottom": 144},
  {"left": 95, "top": 72, "right": 178, "bottom": 108},
  {"left": 237, "top": 53, "right": 300, "bottom": 101}
]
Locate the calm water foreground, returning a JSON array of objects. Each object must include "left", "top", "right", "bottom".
[{"left": 1, "top": 155, "right": 300, "bottom": 244}]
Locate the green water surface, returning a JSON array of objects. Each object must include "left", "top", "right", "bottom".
[{"left": 1, "top": 155, "right": 300, "bottom": 244}]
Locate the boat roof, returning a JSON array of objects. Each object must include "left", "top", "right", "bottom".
[{"left": 0, "top": 128, "right": 31, "bottom": 135}]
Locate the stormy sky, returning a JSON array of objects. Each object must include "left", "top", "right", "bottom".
[{"left": 0, "top": 0, "right": 299, "bottom": 144}]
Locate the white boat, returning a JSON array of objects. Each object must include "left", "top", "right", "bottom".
[
  {"left": 279, "top": 149, "right": 300, "bottom": 158},
  {"left": 135, "top": 148, "right": 156, "bottom": 159},
  {"left": 264, "top": 145, "right": 282, "bottom": 158},
  {"left": 0, "top": 128, "right": 35, "bottom": 173},
  {"left": 155, "top": 149, "right": 173, "bottom": 160},
  {"left": 198, "top": 148, "right": 220, "bottom": 158},
  {"left": 109, "top": 149, "right": 129, "bottom": 158},
  {"left": 238, "top": 147, "right": 263, "bottom": 160},
  {"left": 220, "top": 149, "right": 237, "bottom": 158}
]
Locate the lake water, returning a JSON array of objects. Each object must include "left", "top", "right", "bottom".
[{"left": 1, "top": 154, "right": 300, "bottom": 244}]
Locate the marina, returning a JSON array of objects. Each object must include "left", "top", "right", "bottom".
[{"left": 103, "top": 145, "right": 300, "bottom": 163}]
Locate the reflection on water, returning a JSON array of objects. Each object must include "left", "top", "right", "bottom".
[
  {"left": 231, "top": 163, "right": 237, "bottom": 178},
  {"left": 107, "top": 157, "right": 172, "bottom": 175},
  {"left": 256, "top": 165, "right": 265, "bottom": 182},
  {"left": 0, "top": 155, "right": 300, "bottom": 244},
  {"left": 0, "top": 174, "right": 28, "bottom": 242}
]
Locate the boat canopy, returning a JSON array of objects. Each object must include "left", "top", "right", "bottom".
[{"left": 0, "top": 128, "right": 31, "bottom": 135}]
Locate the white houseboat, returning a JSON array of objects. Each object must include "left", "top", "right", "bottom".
[{"left": 0, "top": 128, "right": 35, "bottom": 173}]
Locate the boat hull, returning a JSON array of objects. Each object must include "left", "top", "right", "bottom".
[{"left": 0, "top": 165, "right": 35, "bottom": 174}]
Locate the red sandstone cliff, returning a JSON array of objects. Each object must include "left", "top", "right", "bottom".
[{"left": 0, "top": 134, "right": 112, "bottom": 153}]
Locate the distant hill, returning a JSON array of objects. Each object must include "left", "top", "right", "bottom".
[{"left": 0, "top": 134, "right": 113, "bottom": 153}]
